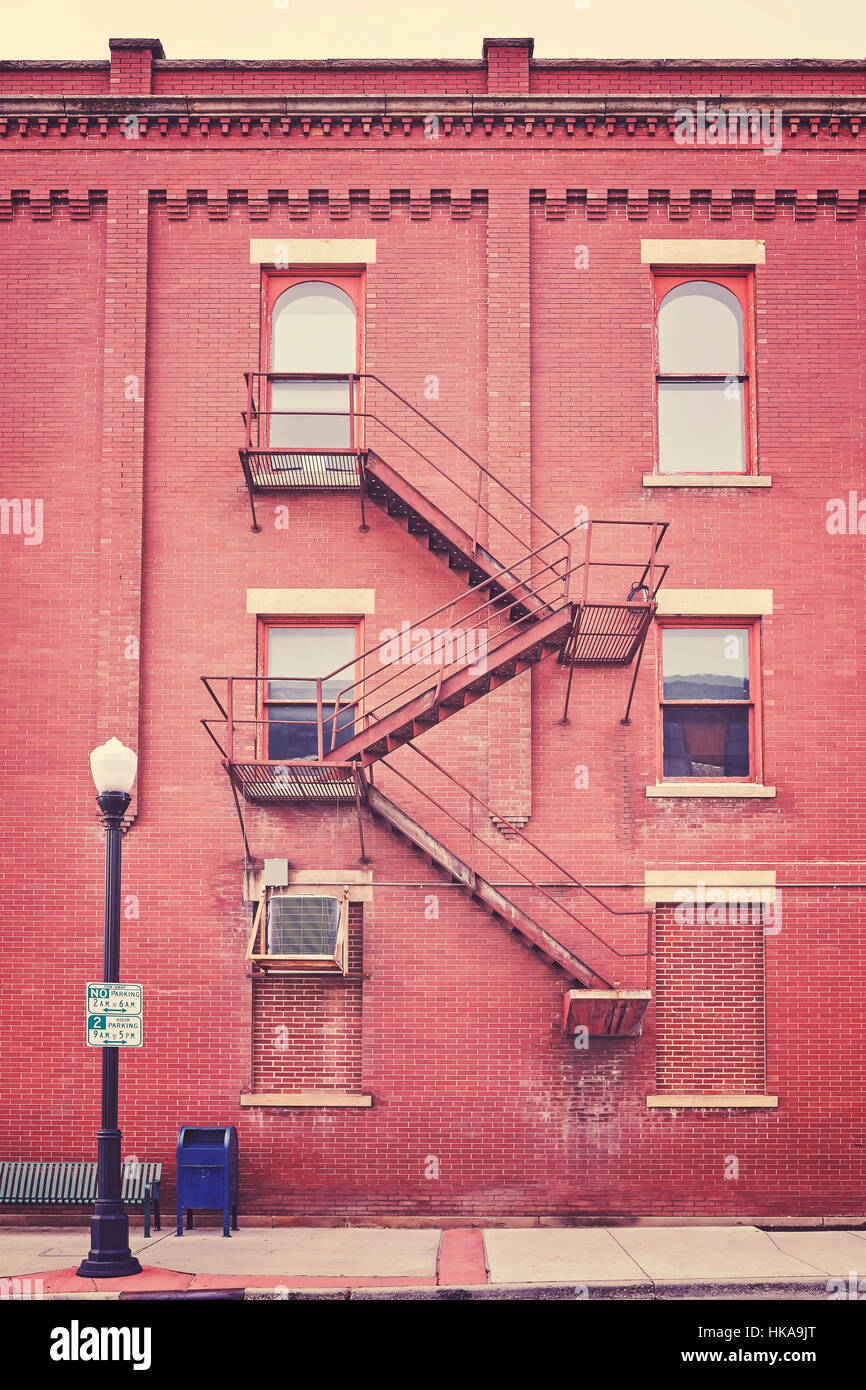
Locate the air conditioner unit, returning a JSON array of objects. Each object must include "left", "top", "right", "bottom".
[{"left": 246, "top": 888, "right": 350, "bottom": 975}]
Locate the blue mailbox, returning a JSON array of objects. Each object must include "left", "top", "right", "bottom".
[{"left": 176, "top": 1125, "right": 239, "bottom": 1238}]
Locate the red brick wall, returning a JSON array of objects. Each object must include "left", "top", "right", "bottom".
[
  {"left": 485, "top": 41, "right": 532, "bottom": 94},
  {"left": 151, "top": 65, "right": 488, "bottom": 96},
  {"left": 0, "top": 65, "right": 109, "bottom": 93},
  {"left": 530, "top": 63, "right": 866, "bottom": 95},
  {"left": 0, "top": 39, "right": 864, "bottom": 1219}
]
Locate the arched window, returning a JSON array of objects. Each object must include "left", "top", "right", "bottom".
[
  {"left": 654, "top": 274, "right": 753, "bottom": 474},
  {"left": 271, "top": 282, "right": 357, "bottom": 374},
  {"left": 267, "top": 280, "right": 359, "bottom": 455}
]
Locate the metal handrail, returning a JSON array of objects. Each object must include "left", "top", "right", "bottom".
[
  {"left": 374, "top": 752, "right": 653, "bottom": 983},
  {"left": 229, "top": 518, "right": 666, "bottom": 696},
  {"left": 405, "top": 744, "right": 649, "bottom": 923},
  {"left": 202, "top": 583, "right": 665, "bottom": 760},
  {"left": 241, "top": 373, "right": 670, "bottom": 615},
  {"left": 244, "top": 369, "right": 565, "bottom": 542},
  {"left": 201, "top": 512, "right": 667, "bottom": 763},
  {"left": 245, "top": 406, "right": 556, "bottom": 569}
]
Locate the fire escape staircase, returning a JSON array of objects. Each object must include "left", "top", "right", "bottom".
[
  {"left": 203, "top": 371, "right": 668, "bottom": 1037},
  {"left": 360, "top": 450, "right": 554, "bottom": 623},
  {"left": 360, "top": 752, "right": 652, "bottom": 1038}
]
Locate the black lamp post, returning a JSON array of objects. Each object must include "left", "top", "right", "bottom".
[{"left": 77, "top": 738, "right": 143, "bottom": 1279}]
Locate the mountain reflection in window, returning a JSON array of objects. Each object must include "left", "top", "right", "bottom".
[
  {"left": 662, "top": 627, "right": 751, "bottom": 778},
  {"left": 662, "top": 627, "right": 749, "bottom": 701}
]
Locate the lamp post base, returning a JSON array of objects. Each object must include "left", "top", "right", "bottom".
[
  {"left": 76, "top": 1208, "right": 142, "bottom": 1279},
  {"left": 77, "top": 1256, "right": 143, "bottom": 1278}
]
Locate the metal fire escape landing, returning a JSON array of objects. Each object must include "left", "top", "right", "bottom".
[
  {"left": 202, "top": 509, "right": 667, "bottom": 800},
  {"left": 206, "top": 369, "right": 668, "bottom": 1037}
]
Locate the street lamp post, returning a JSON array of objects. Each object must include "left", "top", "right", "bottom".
[{"left": 77, "top": 738, "right": 143, "bottom": 1279}]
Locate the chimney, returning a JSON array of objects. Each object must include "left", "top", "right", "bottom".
[
  {"left": 109, "top": 38, "right": 165, "bottom": 96},
  {"left": 483, "top": 37, "right": 534, "bottom": 94}
]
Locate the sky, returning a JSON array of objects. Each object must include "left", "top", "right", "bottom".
[{"left": 1, "top": 0, "right": 865, "bottom": 62}]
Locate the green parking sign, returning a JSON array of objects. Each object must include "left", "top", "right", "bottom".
[{"left": 86, "top": 983, "right": 142, "bottom": 1047}]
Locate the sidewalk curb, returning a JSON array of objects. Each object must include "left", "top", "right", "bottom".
[
  {"left": 252, "top": 1278, "right": 832, "bottom": 1301},
  {"left": 30, "top": 1277, "right": 835, "bottom": 1302}
]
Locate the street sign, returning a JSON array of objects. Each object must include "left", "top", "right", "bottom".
[
  {"left": 86, "top": 982, "right": 142, "bottom": 1047},
  {"left": 86, "top": 983, "right": 141, "bottom": 1015}
]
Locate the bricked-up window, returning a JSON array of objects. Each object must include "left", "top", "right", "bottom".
[
  {"left": 251, "top": 902, "right": 363, "bottom": 1093},
  {"left": 659, "top": 622, "right": 762, "bottom": 780},
  {"left": 263, "top": 271, "right": 363, "bottom": 456},
  {"left": 259, "top": 619, "right": 361, "bottom": 761},
  {"left": 655, "top": 900, "right": 766, "bottom": 1095},
  {"left": 653, "top": 272, "right": 756, "bottom": 474}
]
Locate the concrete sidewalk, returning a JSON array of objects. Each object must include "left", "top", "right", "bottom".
[{"left": 2, "top": 1225, "right": 865, "bottom": 1299}]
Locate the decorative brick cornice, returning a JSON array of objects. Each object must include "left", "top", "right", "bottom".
[
  {"left": 532, "top": 187, "right": 866, "bottom": 221},
  {"left": 4, "top": 185, "right": 864, "bottom": 222},
  {"left": 0, "top": 94, "right": 864, "bottom": 142},
  {"left": 148, "top": 188, "right": 483, "bottom": 220},
  {"left": 0, "top": 189, "right": 105, "bottom": 219}
]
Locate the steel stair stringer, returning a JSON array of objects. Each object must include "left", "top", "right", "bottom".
[
  {"left": 361, "top": 450, "right": 559, "bottom": 621},
  {"left": 324, "top": 604, "right": 574, "bottom": 766},
  {"left": 364, "top": 780, "right": 609, "bottom": 988}
]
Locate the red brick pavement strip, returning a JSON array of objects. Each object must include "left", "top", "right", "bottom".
[
  {"left": 436, "top": 1229, "right": 488, "bottom": 1285},
  {"left": 24, "top": 1267, "right": 195, "bottom": 1295}
]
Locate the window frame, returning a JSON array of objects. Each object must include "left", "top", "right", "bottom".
[
  {"left": 260, "top": 269, "right": 366, "bottom": 454},
  {"left": 651, "top": 268, "right": 757, "bottom": 478},
  {"left": 261, "top": 269, "right": 365, "bottom": 371},
  {"left": 656, "top": 617, "right": 763, "bottom": 784},
  {"left": 257, "top": 616, "right": 365, "bottom": 763},
  {"left": 247, "top": 887, "right": 350, "bottom": 975}
]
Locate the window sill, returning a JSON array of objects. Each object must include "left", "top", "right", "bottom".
[
  {"left": 646, "top": 783, "right": 776, "bottom": 799},
  {"left": 647, "top": 1094, "right": 778, "bottom": 1110},
  {"left": 643, "top": 474, "right": 772, "bottom": 488},
  {"left": 240, "top": 1091, "right": 372, "bottom": 1108}
]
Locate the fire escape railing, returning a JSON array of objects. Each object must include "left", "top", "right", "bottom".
[
  {"left": 201, "top": 519, "right": 668, "bottom": 767},
  {"left": 370, "top": 747, "right": 654, "bottom": 990},
  {"left": 241, "top": 370, "right": 573, "bottom": 560}
]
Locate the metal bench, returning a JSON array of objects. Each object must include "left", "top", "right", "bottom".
[{"left": 0, "top": 1161, "right": 162, "bottom": 1239}]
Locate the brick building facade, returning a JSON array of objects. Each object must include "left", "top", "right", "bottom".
[{"left": 1, "top": 36, "right": 863, "bottom": 1219}]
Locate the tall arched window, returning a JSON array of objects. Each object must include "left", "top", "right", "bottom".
[
  {"left": 654, "top": 274, "right": 753, "bottom": 474},
  {"left": 268, "top": 280, "right": 358, "bottom": 453}
]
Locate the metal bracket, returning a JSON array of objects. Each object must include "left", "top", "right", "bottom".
[
  {"left": 559, "top": 604, "right": 582, "bottom": 724},
  {"left": 227, "top": 771, "right": 254, "bottom": 862},
  {"left": 620, "top": 613, "right": 654, "bottom": 726},
  {"left": 239, "top": 449, "right": 261, "bottom": 532},
  {"left": 354, "top": 765, "right": 371, "bottom": 864}
]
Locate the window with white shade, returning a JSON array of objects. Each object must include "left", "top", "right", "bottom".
[
  {"left": 653, "top": 272, "right": 755, "bottom": 475},
  {"left": 265, "top": 275, "right": 360, "bottom": 456}
]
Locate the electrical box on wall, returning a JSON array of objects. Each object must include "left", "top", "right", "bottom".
[{"left": 263, "top": 858, "right": 289, "bottom": 887}]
